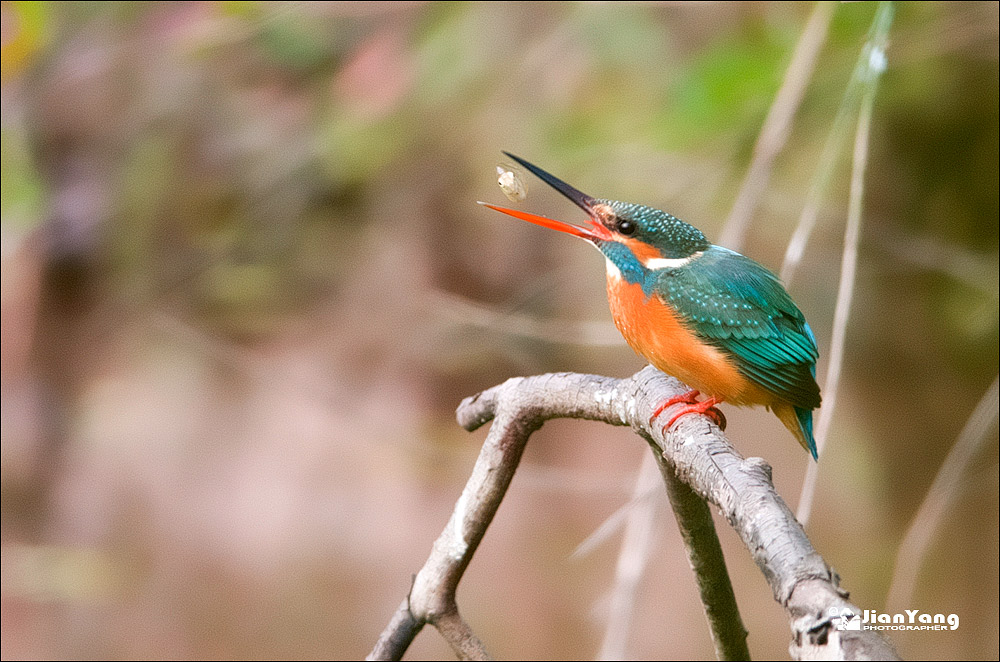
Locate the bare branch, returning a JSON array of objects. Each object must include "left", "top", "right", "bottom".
[
  {"left": 655, "top": 453, "right": 750, "bottom": 660},
  {"left": 368, "top": 598, "right": 424, "bottom": 661},
  {"left": 427, "top": 289, "right": 622, "bottom": 346},
  {"left": 797, "top": 1, "right": 894, "bottom": 526},
  {"left": 597, "top": 454, "right": 661, "bottom": 661},
  {"left": 885, "top": 375, "right": 1000, "bottom": 611},
  {"left": 370, "top": 367, "right": 898, "bottom": 660},
  {"left": 718, "top": 0, "right": 835, "bottom": 250},
  {"left": 436, "top": 610, "right": 492, "bottom": 661},
  {"left": 782, "top": 1, "right": 894, "bottom": 286}
]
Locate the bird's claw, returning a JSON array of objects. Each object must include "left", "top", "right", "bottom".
[
  {"left": 651, "top": 392, "right": 727, "bottom": 433},
  {"left": 649, "top": 390, "right": 701, "bottom": 426},
  {"left": 680, "top": 400, "right": 726, "bottom": 431}
]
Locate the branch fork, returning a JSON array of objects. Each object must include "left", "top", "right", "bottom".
[{"left": 368, "top": 367, "right": 897, "bottom": 661}]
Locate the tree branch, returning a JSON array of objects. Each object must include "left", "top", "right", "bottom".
[
  {"left": 655, "top": 453, "right": 749, "bottom": 660},
  {"left": 369, "top": 367, "right": 898, "bottom": 660}
]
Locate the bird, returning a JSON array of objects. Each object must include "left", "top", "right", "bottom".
[{"left": 481, "top": 152, "right": 822, "bottom": 459}]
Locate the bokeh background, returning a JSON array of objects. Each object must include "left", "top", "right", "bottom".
[{"left": 2, "top": 2, "right": 997, "bottom": 660}]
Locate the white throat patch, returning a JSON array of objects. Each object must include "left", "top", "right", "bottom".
[{"left": 605, "top": 259, "right": 623, "bottom": 281}]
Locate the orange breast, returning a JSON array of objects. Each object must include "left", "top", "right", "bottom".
[{"left": 606, "top": 273, "right": 773, "bottom": 407}]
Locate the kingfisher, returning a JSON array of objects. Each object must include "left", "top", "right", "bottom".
[{"left": 482, "top": 153, "right": 822, "bottom": 459}]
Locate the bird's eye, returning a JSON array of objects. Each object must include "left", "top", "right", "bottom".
[{"left": 616, "top": 218, "right": 636, "bottom": 235}]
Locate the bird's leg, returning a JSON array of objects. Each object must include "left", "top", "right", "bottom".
[
  {"left": 651, "top": 391, "right": 727, "bottom": 433},
  {"left": 667, "top": 396, "right": 726, "bottom": 431},
  {"left": 649, "top": 390, "right": 701, "bottom": 426}
]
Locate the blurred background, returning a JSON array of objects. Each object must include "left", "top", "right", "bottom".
[{"left": 1, "top": 2, "right": 997, "bottom": 659}]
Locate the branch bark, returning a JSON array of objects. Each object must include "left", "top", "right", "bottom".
[
  {"left": 655, "top": 454, "right": 749, "bottom": 659},
  {"left": 368, "top": 367, "right": 898, "bottom": 660}
]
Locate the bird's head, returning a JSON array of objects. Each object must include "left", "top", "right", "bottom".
[{"left": 481, "top": 153, "right": 710, "bottom": 268}]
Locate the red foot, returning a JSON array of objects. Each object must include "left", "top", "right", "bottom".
[
  {"left": 649, "top": 390, "right": 701, "bottom": 425},
  {"left": 666, "top": 397, "right": 726, "bottom": 431},
  {"left": 650, "top": 390, "right": 727, "bottom": 432}
]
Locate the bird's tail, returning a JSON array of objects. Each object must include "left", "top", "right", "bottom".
[
  {"left": 774, "top": 403, "right": 818, "bottom": 461},
  {"left": 794, "top": 406, "right": 818, "bottom": 461}
]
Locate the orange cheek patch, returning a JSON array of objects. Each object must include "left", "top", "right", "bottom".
[
  {"left": 606, "top": 275, "right": 770, "bottom": 407},
  {"left": 617, "top": 237, "right": 662, "bottom": 264}
]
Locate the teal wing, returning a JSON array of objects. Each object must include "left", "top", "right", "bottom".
[{"left": 649, "top": 246, "right": 821, "bottom": 410}]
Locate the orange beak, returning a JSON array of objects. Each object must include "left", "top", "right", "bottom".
[{"left": 480, "top": 152, "right": 611, "bottom": 243}]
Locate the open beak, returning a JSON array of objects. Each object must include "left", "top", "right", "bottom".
[{"left": 479, "top": 152, "right": 611, "bottom": 242}]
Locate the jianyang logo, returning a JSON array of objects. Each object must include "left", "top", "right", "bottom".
[
  {"left": 830, "top": 607, "right": 863, "bottom": 631},
  {"left": 830, "top": 607, "right": 960, "bottom": 632}
]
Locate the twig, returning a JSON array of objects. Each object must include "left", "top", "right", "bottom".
[
  {"left": 427, "top": 289, "right": 622, "bottom": 347},
  {"left": 368, "top": 598, "right": 424, "bottom": 661},
  {"left": 570, "top": 483, "right": 658, "bottom": 560},
  {"left": 781, "top": 3, "right": 894, "bottom": 286},
  {"left": 718, "top": 0, "right": 836, "bottom": 250},
  {"left": 797, "top": 1, "right": 893, "bottom": 526},
  {"left": 597, "top": 453, "right": 661, "bottom": 661},
  {"left": 884, "top": 375, "right": 1000, "bottom": 611},
  {"left": 368, "top": 373, "right": 546, "bottom": 661},
  {"left": 436, "top": 611, "right": 493, "bottom": 661},
  {"left": 369, "top": 367, "right": 899, "bottom": 660},
  {"left": 779, "top": 100, "right": 852, "bottom": 287}
]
